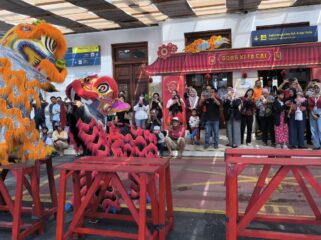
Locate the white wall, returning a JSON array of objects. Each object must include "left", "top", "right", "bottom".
[
  {"left": 50, "top": 26, "right": 162, "bottom": 98},
  {"left": 161, "top": 5, "right": 321, "bottom": 49}
]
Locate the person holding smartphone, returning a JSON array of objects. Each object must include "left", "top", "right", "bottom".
[
  {"left": 166, "top": 90, "right": 185, "bottom": 117},
  {"left": 134, "top": 93, "right": 149, "bottom": 129},
  {"left": 308, "top": 82, "right": 321, "bottom": 150}
]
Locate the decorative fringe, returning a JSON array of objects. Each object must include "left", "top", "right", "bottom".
[{"left": 38, "top": 59, "right": 67, "bottom": 83}]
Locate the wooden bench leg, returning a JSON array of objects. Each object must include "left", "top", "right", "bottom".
[
  {"left": 30, "top": 167, "right": 44, "bottom": 235},
  {"left": 138, "top": 173, "right": 147, "bottom": 240},
  {"left": 12, "top": 169, "right": 23, "bottom": 240},
  {"left": 46, "top": 158, "right": 58, "bottom": 212},
  {"left": 165, "top": 165, "right": 174, "bottom": 230},
  {"left": 148, "top": 175, "right": 159, "bottom": 233},
  {"left": 158, "top": 168, "right": 166, "bottom": 240},
  {"left": 56, "top": 170, "right": 67, "bottom": 240}
]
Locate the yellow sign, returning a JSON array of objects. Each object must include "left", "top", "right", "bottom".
[
  {"left": 219, "top": 52, "right": 270, "bottom": 63},
  {"left": 72, "top": 46, "right": 100, "bottom": 54},
  {"left": 261, "top": 34, "right": 267, "bottom": 41}
]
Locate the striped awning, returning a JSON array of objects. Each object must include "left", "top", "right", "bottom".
[{"left": 145, "top": 42, "right": 321, "bottom": 75}]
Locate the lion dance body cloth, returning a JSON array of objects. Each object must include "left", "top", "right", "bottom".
[
  {"left": 0, "top": 21, "right": 67, "bottom": 163},
  {"left": 66, "top": 75, "right": 160, "bottom": 211}
]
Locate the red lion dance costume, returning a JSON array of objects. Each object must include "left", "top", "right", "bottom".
[{"left": 66, "top": 75, "right": 159, "bottom": 212}]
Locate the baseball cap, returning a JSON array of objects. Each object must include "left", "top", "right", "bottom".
[
  {"left": 153, "top": 126, "right": 161, "bottom": 131},
  {"left": 172, "top": 117, "right": 180, "bottom": 122}
]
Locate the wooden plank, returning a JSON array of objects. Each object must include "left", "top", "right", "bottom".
[
  {"left": 56, "top": 162, "right": 160, "bottom": 173},
  {"left": 227, "top": 157, "right": 321, "bottom": 166},
  {"left": 74, "top": 227, "right": 137, "bottom": 239},
  {"left": 225, "top": 148, "right": 321, "bottom": 157},
  {"left": 238, "top": 214, "right": 321, "bottom": 225},
  {"left": 239, "top": 229, "right": 321, "bottom": 240},
  {"left": 76, "top": 156, "right": 169, "bottom": 166}
]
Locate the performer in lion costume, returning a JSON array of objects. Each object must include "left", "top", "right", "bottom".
[{"left": 0, "top": 20, "right": 67, "bottom": 163}]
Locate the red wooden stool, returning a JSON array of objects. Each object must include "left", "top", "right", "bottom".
[
  {"left": 74, "top": 156, "right": 174, "bottom": 239},
  {"left": 56, "top": 157, "right": 174, "bottom": 240},
  {"left": 0, "top": 163, "right": 44, "bottom": 240},
  {"left": 0, "top": 157, "right": 58, "bottom": 219},
  {"left": 225, "top": 149, "right": 321, "bottom": 240}
]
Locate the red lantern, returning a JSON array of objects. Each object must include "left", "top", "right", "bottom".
[
  {"left": 205, "top": 73, "right": 211, "bottom": 80},
  {"left": 148, "top": 77, "right": 153, "bottom": 83},
  {"left": 242, "top": 72, "right": 248, "bottom": 79},
  {"left": 281, "top": 69, "right": 288, "bottom": 78}
]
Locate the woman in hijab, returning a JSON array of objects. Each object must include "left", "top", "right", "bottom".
[
  {"left": 185, "top": 87, "right": 199, "bottom": 128},
  {"left": 308, "top": 82, "right": 321, "bottom": 150}
]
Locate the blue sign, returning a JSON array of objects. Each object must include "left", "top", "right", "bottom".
[
  {"left": 64, "top": 45, "right": 101, "bottom": 67},
  {"left": 251, "top": 26, "right": 318, "bottom": 46}
]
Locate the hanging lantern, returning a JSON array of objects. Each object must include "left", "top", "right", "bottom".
[
  {"left": 242, "top": 72, "right": 248, "bottom": 79},
  {"left": 281, "top": 69, "right": 288, "bottom": 78},
  {"left": 148, "top": 77, "right": 153, "bottom": 83},
  {"left": 204, "top": 73, "right": 211, "bottom": 80}
]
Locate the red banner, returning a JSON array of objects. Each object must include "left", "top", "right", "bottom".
[
  {"left": 162, "top": 75, "right": 186, "bottom": 129},
  {"left": 146, "top": 42, "right": 321, "bottom": 75},
  {"left": 312, "top": 67, "right": 321, "bottom": 80}
]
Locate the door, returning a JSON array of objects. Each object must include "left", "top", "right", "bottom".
[{"left": 113, "top": 42, "right": 148, "bottom": 106}]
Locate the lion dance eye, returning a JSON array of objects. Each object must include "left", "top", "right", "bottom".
[
  {"left": 97, "top": 83, "right": 109, "bottom": 93},
  {"left": 83, "top": 78, "right": 90, "bottom": 83}
]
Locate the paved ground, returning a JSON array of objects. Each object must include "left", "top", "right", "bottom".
[{"left": 0, "top": 150, "right": 321, "bottom": 239}]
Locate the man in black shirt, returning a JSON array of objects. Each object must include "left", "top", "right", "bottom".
[{"left": 199, "top": 85, "right": 221, "bottom": 149}]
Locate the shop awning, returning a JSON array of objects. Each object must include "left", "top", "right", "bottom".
[{"left": 145, "top": 42, "right": 321, "bottom": 75}]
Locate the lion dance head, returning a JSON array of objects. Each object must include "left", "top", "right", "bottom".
[
  {"left": 0, "top": 20, "right": 67, "bottom": 163},
  {"left": 66, "top": 75, "right": 130, "bottom": 117}
]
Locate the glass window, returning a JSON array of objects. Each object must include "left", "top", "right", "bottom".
[
  {"left": 116, "top": 48, "right": 147, "bottom": 61},
  {"left": 117, "top": 49, "right": 131, "bottom": 60}
]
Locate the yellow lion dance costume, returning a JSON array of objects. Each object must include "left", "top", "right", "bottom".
[{"left": 0, "top": 20, "right": 67, "bottom": 164}]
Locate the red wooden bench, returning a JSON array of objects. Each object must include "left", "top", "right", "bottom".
[
  {"left": 225, "top": 148, "right": 321, "bottom": 240},
  {"left": 56, "top": 157, "right": 174, "bottom": 240},
  {"left": 0, "top": 163, "right": 44, "bottom": 240}
]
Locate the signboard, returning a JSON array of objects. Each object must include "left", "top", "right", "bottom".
[
  {"left": 64, "top": 45, "right": 101, "bottom": 67},
  {"left": 251, "top": 26, "right": 318, "bottom": 46}
]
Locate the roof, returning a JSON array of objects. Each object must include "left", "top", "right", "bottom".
[
  {"left": 0, "top": 0, "right": 319, "bottom": 34},
  {"left": 145, "top": 42, "right": 321, "bottom": 75}
]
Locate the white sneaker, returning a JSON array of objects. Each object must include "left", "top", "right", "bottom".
[
  {"left": 282, "top": 144, "right": 288, "bottom": 149},
  {"left": 276, "top": 144, "right": 281, "bottom": 149}
]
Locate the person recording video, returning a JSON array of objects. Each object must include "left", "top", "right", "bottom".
[
  {"left": 134, "top": 93, "right": 149, "bottom": 129},
  {"left": 199, "top": 85, "right": 221, "bottom": 149},
  {"left": 166, "top": 90, "right": 185, "bottom": 117}
]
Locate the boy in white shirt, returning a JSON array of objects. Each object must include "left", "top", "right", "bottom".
[
  {"left": 188, "top": 109, "right": 200, "bottom": 145},
  {"left": 152, "top": 125, "right": 165, "bottom": 157}
]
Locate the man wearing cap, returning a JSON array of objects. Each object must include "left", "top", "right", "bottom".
[
  {"left": 152, "top": 125, "right": 165, "bottom": 157},
  {"left": 165, "top": 117, "right": 186, "bottom": 158}
]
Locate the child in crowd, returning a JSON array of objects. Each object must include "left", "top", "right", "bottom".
[
  {"left": 41, "top": 127, "right": 54, "bottom": 146},
  {"left": 188, "top": 109, "right": 200, "bottom": 145},
  {"left": 272, "top": 90, "right": 288, "bottom": 149},
  {"left": 152, "top": 125, "right": 165, "bottom": 157}
]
